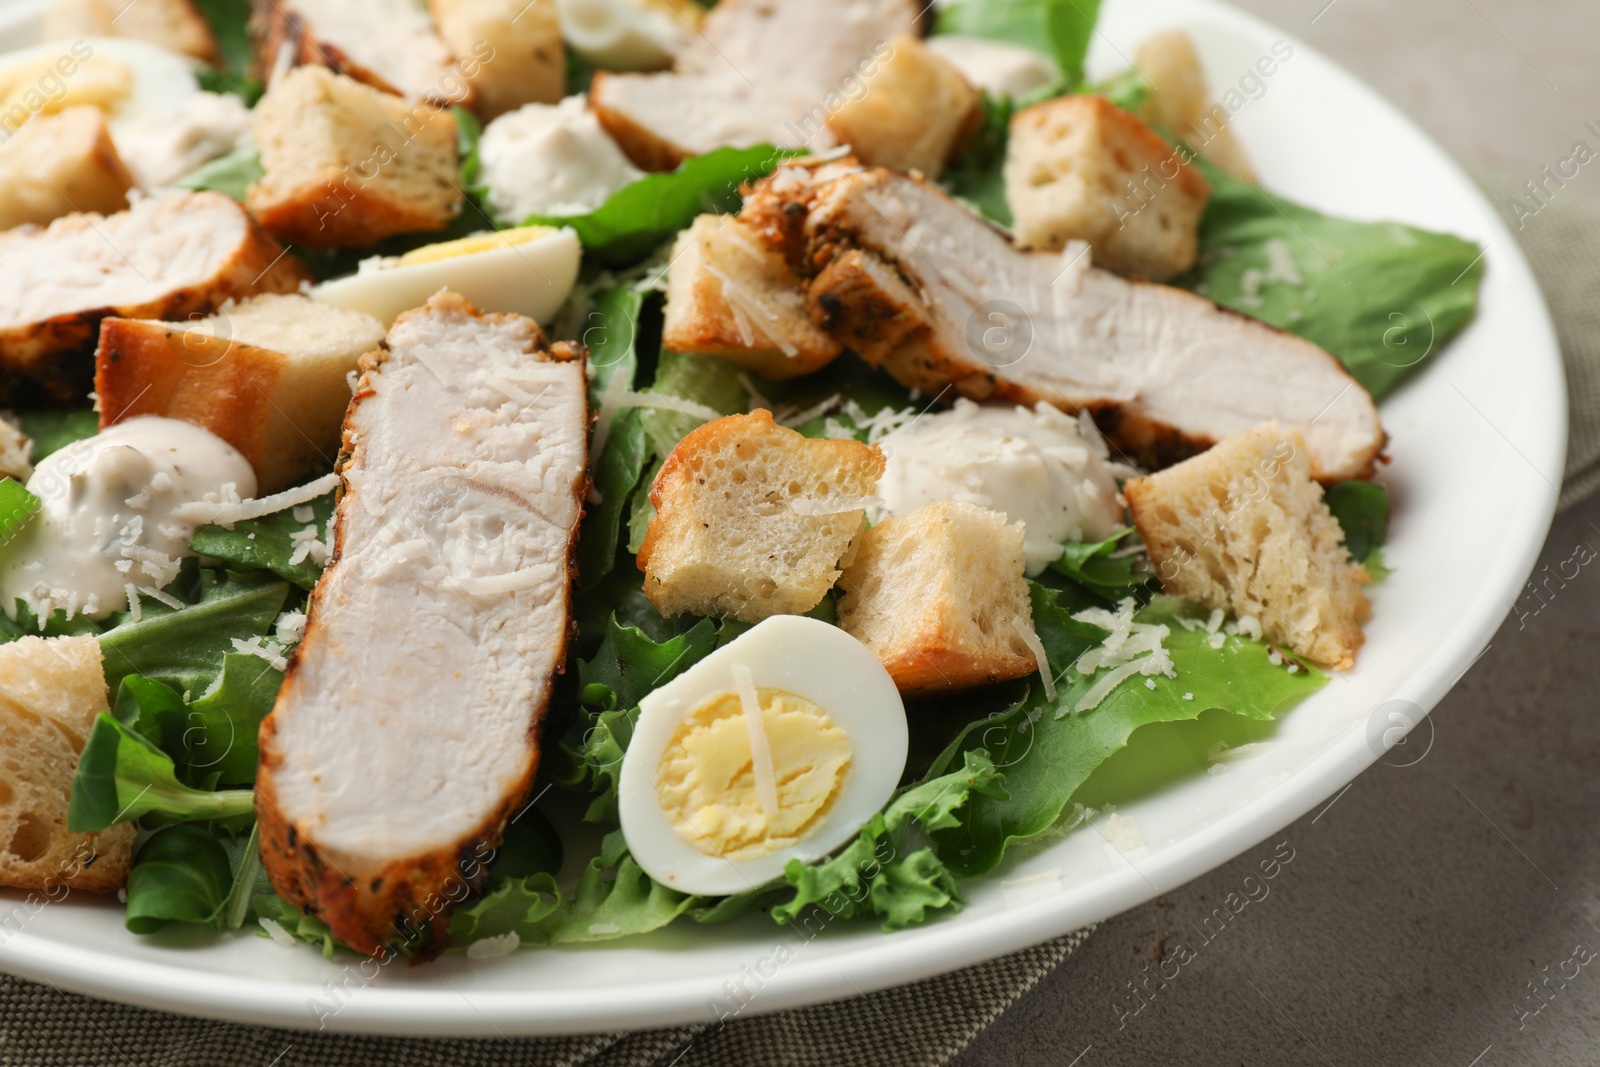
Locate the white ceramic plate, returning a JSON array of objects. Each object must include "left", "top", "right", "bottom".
[{"left": 0, "top": 0, "right": 1566, "bottom": 1037}]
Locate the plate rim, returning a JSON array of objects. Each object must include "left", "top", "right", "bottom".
[{"left": 0, "top": 0, "right": 1569, "bottom": 1036}]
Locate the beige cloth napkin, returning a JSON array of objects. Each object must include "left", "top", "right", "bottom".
[{"left": 2, "top": 175, "right": 1596, "bottom": 1067}]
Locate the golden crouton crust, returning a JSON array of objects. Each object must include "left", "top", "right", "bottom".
[
  {"left": 0, "top": 194, "right": 309, "bottom": 407},
  {"left": 256, "top": 292, "right": 588, "bottom": 960}
]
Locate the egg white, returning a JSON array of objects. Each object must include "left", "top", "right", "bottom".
[
  {"left": 618, "top": 615, "right": 909, "bottom": 897},
  {"left": 310, "top": 228, "right": 582, "bottom": 327}
]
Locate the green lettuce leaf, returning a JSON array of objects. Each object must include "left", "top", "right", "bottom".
[
  {"left": 12, "top": 408, "right": 96, "bottom": 461},
  {"left": 97, "top": 570, "right": 289, "bottom": 697},
  {"left": 1181, "top": 159, "right": 1485, "bottom": 398},
  {"left": 934, "top": 0, "right": 1101, "bottom": 89},
  {"left": 117, "top": 655, "right": 283, "bottom": 787},
  {"left": 0, "top": 477, "right": 40, "bottom": 555},
  {"left": 578, "top": 285, "right": 649, "bottom": 584},
  {"left": 175, "top": 146, "right": 264, "bottom": 202},
  {"left": 1324, "top": 480, "right": 1390, "bottom": 566},
  {"left": 449, "top": 832, "right": 694, "bottom": 948},
  {"left": 942, "top": 92, "right": 1015, "bottom": 226},
  {"left": 190, "top": 0, "right": 261, "bottom": 103},
  {"left": 454, "top": 105, "right": 484, "bottom": 189},
  {"left": 67, "top": 714, "right": 254, "bottom": 832},
  {"left": 771, "top": 750, "right": 1006, "bottom": 931},
  {"left": 253, "top": 892, "right": 338, "bottom": 957},
  {"left": 1048, "top": 528, "right": 1151, "bottom": 601},
  {"left": 926, "top": 588, "right": 1326, "bottom": 876},
  {"left": 525, "top": 145, "right": 796, "bottom": 265},
  {"left": 188, "top": 493, "right": 335, "bottom": 590}
]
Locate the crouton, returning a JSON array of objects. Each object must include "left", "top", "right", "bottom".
[
  {"left": 248, "top": 67, "right": 462, "bottom": 249},
  {"left": 838, "top": 501, "right": 1037, "bottom": 694},
  {"left": 44, "top": 0, "right": 218, "bottom": 63},
  {"left": 430, "top": 0, "right": 563, "bottom": 119},
  {"left": 663, "top": 215, "right": 842, "bottom": 380},
  {"left": 1134, "top": 30, "right": 1256, "bottom": 182},
  {"left": 638, "top": 410, "right": 884, "bottom": 622},
  {"left": 824, "top": 34, "right": 980, "bottom": 177},
  {"left": 0, "top": 191, "right": 309, "bottom": 407},
  {"left": 0, "top": 106, "right": 133, "bottom": 231},
  {"left": 0, "top": 417, "right": 30, "bottom": 481},
  {"left": 95, "top": 294, "right": 386, "bottom": 492},
  {"left": 1005, "top": 94, "right": 1210, "bottom": 280},
  {"left": 1125, "top": 422, "right": 1371, "bottom": 669},
  {"left": 0, "top": 635, "right": 135, "bottom": 893},
  {"left": 253, "top": 0, "right": 468, "bottom": 106}
]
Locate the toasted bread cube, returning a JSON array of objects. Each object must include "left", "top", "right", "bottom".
[
  {"left": 95, "top": 294, "right": 386, "bottom": 492},
  {"left": 430, "top": 0, "right": 563, "bottom": 119},
  {"left": 0, "top": 106, "right": 133, "bottom": 231},
  {"left": 1134, "top": 30, "right": 1256, "bottom": 182},
  {"left": 248, "top": 67, "right": 462, "bottom": 248},
  {"left": 0, "top": 636, "right": 134, "bottom": 893},
  {"left": 1125, "top": 423, "right": 1371, "bottom": 669},
  {"left": 663, "top": 215, "right": 842, "bottom": 380},
  {"left": 638, "top": 410, "right": 885, "bottom": 622},
  {"left": 838, "top": 501, "right": 1037, "bottom": 694},
  {"left": 1004, "top": 94, "right": 1210, "bottom": 280},
  {"left": 44, "top": 0, "right": 218, "bottom": 63},
  {"left": 825, "top": 35, "right": 979, "bottom": 177},
  {"left": 0, "top": 417, "right": 30, "bottom": 481}
]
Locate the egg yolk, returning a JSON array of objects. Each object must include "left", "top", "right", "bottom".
[
  {"left": 655, "top": 687, "right": 852, "bottom": 861},
  {"left": 395, "top": 224, "right": 558, "bottom": 266}
]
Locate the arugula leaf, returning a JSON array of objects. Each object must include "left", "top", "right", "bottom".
[
  {"left": 1181, "top": 159, "right": 1485, "bottom": 399},
  {"left": 67, "top": 714, "right": 254, "bottom": 832},
  {"left": 556, "top": 617, "right": 718, "bottom": 821},
  {"left": 188, "top": 493, "right": 334, "bottom": 591},
  {"left": 123, "top": 824, "right": 236, "bottom": 934},
  {"left": 190, "top": 0, "right": 253, "bottom": 75},
  {"left": 450, "top": 831, "right": 695, "bottom": 948},
  {"left": 175, "top": 146, "right": 264, "bottom": 202},
  {"left": 935, "top": 0, "right": 1101, "bottom": 89},
  {"left": 0, "top": 477, "right": 39, "bottom": 556},
  {"left": 1091, "top": 68, "right": 1153, "bottom": 112},
  {"left": 926, "top": 589, "right": 1325, "bottom": 876},
  {"left": 1324, "top": 480, "right": 1389, "bottom": 566},
  {"left": 1047, "top": 528, "right": 1151, "bottom": 601},
  {"left": 12, "top": 408, "right": 96, "bottom": 462},
  {"left": 526, "top": 145, "right": 796, "bottom": 266},
  {"left": 770, "top": 750, "right": 1006, "bottom": 931},
  {"left": 183, "top": 654, "right": 284, "bottom": 785},
  {"left": 98, "top": 570, "right": 289, "bottom": 698}
]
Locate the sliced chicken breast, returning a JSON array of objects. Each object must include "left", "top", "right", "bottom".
[
  {"left": 741, "top": 163, "right": 1385, "bottom": 480},
  {"left": 256, "top": 291, "right": 588, "bottom": 958},
  {"left": 256, "top": 0, "right": 467, "bottom": 106},
  {"left": 0, "top": 191, "right": 308, "bottom": 406},
  {"left": 591, "top": 0, "right": 921, "bottom": 170}
]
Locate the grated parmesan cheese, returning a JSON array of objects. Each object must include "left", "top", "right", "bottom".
[
  {"left": 174, "top": 474, "right": 339, "bottom": 526},
  {"left": 456, "top": 563, "right": 558, "bottom": 597},
  {"left": 232, "top": 636, "right": 288, "bottom": 672},
  {"left": 733, "top": 663, "right": 779, "bottom": 815},
  {"left": 466, "top": 931, "right": 521, "bottom": 959},
  {"left": 1065, "top": 598, "right": 1176, "bottom": 714},
  {"left": 1011, "top": 616, "right": 1056, "bottom": 702}
]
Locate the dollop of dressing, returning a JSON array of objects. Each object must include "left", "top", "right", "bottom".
[
  {"left": 479, "top": 95, "right": 644, "bottom": 223},
  {"left": 874, "top": 399, "right": 1127, "bottom": 574},
  {"left": 2, "top": 416, "right": 256, "bottom": 622}
]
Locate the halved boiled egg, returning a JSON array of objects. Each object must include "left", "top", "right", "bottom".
[
  {"left": 311, "top": 225, "right": 582, "bottom": 327},
  {"left": 0, "top": 37, "right": 198, "bottom": 137},
  {"left": 618, "top": 615, "right": 909, "bottom": 896}
]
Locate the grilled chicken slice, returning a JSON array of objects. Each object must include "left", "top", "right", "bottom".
[
  {"left": 254, "top": 0, "right": 467, "bottom": 106},
  {"left": 0, "top": 191, "right": 307, "bottom": 407},
  {"left": 741, "top": 163, "right": 1385, "bottom": 480},
  {"left": 256, "top": 291, "right": 588, "bottom": 958},
  {"left": 591, "top": 0, "right": 921, "bottom": 170}
]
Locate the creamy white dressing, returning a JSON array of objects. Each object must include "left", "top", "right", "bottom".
[
  {"left": 556, "top": 0, "right": 696, "bottom": 70},
  {"left": 873, "top": 399, "right": 1127, "bottom": 574},
  {"left": 1, "top": 416, "right": 256, "bottom": 622},
  {"left": 923, "top": 35, "right": 1060, "bottom": 99},
  {"left": 479, "top": 96, "right": 644, "bottom": 223}
]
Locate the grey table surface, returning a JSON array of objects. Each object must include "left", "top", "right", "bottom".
[{"left": 957, "top": 3, "right": 1600, "bottom": 1064}]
